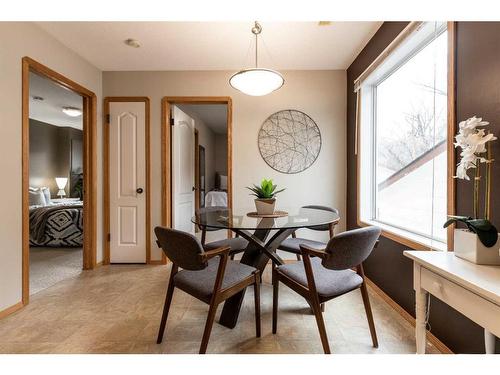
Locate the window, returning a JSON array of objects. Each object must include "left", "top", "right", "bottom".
[{"left": 358, "top": 22, "right": 449, "bottom": 250}]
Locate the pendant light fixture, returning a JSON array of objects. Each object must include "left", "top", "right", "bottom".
[{"left": 229, "top": 22, "right": 284, "bottom": 96}]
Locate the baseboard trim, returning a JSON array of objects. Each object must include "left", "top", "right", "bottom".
[
  {"left": 148, "top": 260, "right": 167, "bottom": 265},
  {"left": 0, "top": 301, "right": 24, "bottom": 320},
  {"left": 365, "top": 277, "right": 453, "bottom": 354}
]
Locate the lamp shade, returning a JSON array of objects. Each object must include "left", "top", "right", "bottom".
[
  {"left": 55, "top": 177, "right": 68, "bottom": 190},
  {"left": 229, "top": 68, "right": 284, "bottom": 96}
]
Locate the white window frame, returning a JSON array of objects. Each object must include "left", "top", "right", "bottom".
[{"left": 358, "top": 22, "right": 449, "bottom": 251}]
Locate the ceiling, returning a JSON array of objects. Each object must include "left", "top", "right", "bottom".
[
  {"left": 37, "top": 22, "right": 382, "bottom": 71},
  {"left": 177, "top": 104, "right": 227, "bottom": 134},
  {"left": 29, "top": 72, "right": 83, "bottom": 130}
]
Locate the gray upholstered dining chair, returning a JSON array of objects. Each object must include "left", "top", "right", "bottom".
[
  {"left": 278, "top": 205, "right": 339, "bottom": 260},
  {"left": 272, "top": 226, "right": 381, "bottom": 354},
  {"left": 196, "top": 206, "right": 248, "bottom": 260},
  {"left": 154, "top": 226, "right": 261, "bottom": 354}
]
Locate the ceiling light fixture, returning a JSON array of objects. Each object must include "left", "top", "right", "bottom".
[
  {"left": 62, "top": 106, "right": 82, "bottom": 117},
  {"left": 229, "top": 21, "right": 284, "bottom": 96},
  {"left": 124, "top": 38, "right": 141, "bottom": 48}
]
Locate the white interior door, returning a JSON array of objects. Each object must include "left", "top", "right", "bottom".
[
  {"left": 172, "top": 105, "right": 195, "bottom": 233},
  {"left": 109, "top": 102, "right": 146, "bottom": 263}
]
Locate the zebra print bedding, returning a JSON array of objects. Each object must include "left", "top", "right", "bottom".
[{"left": 29, "top": 203, "right": 83, "bottom": 247}]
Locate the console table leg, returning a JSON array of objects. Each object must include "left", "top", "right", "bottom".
[
  {"left": 484, "top": 329, "right": 496, "bottom": 354},
  {"left": 415, "top": 288, "right": 428, "bottom": 354}
]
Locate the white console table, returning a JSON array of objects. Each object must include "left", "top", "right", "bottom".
[{"left": 404, "top": 251, "right": 500, "bottom": 354}]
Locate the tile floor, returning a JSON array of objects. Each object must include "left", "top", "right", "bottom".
[{"left": 0, "top": 262, "right": 440, "bottom": 354}]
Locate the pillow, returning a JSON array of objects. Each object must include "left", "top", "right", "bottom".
[
  {"left": 40, "top": 187, "right": 51, "bottom": 204},
  {"left": 219, "top": 175, "right": 228, "bottom": 190},
  {"left": 29, "top": 190, "right": 47, "bottom": 206}
]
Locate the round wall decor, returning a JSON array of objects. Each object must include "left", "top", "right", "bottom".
[{"left": 258, "top": 110, "right": 321, "bottom": 174}]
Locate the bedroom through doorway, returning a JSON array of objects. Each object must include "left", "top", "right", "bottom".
[
  {"left": 28, "top": 72, "right": 85, "bottom": 294},
  {"left": 22, "top": 57, "right": 97, "bottom": 304}
]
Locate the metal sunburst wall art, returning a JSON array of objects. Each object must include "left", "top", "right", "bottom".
[{"left": 258, "top": 110, "right": 322, "bottom": 174}]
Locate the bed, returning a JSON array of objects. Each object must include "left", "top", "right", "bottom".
[
  {"left": 29, "top": 200, "right": 83, "bottom": 247},
  {"left": 205, "top": 191, "right": 228, "bottom": 207},
  {"left": 204, "top": 172, "right": 228, "bottom": 207}
]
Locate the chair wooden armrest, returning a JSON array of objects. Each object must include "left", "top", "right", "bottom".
[
  {"left": 299, "top": 244, "right": 327, "bottom": 259},
  {"left": 202, "top": 246, "right": 231, "bottom": 261}
]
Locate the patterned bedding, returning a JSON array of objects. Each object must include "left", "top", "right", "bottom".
[{"left": 29, "top": 202, "right": 83, "bottom": 247}]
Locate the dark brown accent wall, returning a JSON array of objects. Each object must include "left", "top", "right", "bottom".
[
  {"left": 346, "top": 22, "right": 500, "bottom": 353},
  {"left": 29, "top": 119, "right": 83, "bottom": 197}
]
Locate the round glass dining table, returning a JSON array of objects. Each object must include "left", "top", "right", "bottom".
[{"left": 191, "top": 206, "right": 340, "bottom": 328}]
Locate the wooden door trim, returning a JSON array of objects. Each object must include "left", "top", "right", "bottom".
[
  {"left": 161, "top": 96, "right": 233, "bottom": 264},
  {"left": 194, "top": 129, "right": 200, "bottom": 224},
  {"left": 22, "top": 57, "right": 97, "bottom": 306},
  {"left": 446, "top": 21, "right": 457, "bottom": 249},
  {"left": 103, "top": 97, "right": 151, "bottom": 264}
]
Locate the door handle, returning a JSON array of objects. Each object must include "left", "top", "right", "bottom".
[
  {"left": 136, "top": 188, "right": 144, "bottom": 194},
  {"left": 192, "top": 186, "right": 196, "bottom": 191}
]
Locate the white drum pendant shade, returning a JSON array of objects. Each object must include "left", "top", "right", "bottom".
[
  {"left": 229, "top": 68, "right": 284, "bottom": 96},
  {"left": 229, "top": 21, "right": 284, "bottom": 96}
]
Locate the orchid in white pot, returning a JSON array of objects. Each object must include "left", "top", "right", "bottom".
[{"left": 443, "top": 116, "right": 500, "bottom": 264}]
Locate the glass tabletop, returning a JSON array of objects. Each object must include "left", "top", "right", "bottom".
[{"left": 192, "top": 207, "right": 340, "bottom": 231}]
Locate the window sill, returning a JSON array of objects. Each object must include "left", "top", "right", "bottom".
[{"left": 358, "top": 219, "right": 447, "bottom": 251}]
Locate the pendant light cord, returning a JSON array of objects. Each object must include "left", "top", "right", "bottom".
[
  {"left": 252, "top": 21, "right": 262, "bottom": 68},
  {"left": 255, "top": 32, "right": 258, "bottom": 68}
]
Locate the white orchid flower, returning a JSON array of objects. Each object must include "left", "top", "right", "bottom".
[
  {"left": 458, "top": 116, "right": 489, "bottom": 132},
  {"left": 467, "top": 131, "right": 497, "bottom": 154},
  {"left": 455, "top": 162, "right": 470, "bottom": 180},
  {"left": 454, "top": 116, "right": 496, "bottom": 180}
]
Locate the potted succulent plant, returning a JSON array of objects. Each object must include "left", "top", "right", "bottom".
[
  {"left": 247, "top": 178, "right": 285, "bottom": 215},
  {"left": 443, "top": 116, "right": 500, "bottom": 265}
]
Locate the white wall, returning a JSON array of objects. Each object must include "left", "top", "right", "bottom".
[
  {"left": 104, "top": 70, "right": 346, "bottom": 261},
  {"left": 180, "top": 108, "right": 217, "bottom": 191},
  {"left": 0, "top": 23, "right": 103, "bottom": 311}
]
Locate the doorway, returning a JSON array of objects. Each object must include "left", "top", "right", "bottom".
[
  {"left": 22, "top": 57, "right": 97, "bottom": 304},
  {"left": 162, "top": 97, "right": 232, "bottom": 243}
]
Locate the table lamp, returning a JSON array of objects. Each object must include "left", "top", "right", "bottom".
[{"left": 55, "top": 177, "right": 68, "bottom": 199}]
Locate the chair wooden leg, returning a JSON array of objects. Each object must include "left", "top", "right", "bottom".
[
  {"left": 199, "top": 300, "right": 219, "bottom": 354},
  {"left": 201, "top": 229, "right": 206, "bottom": 245},
  {"left": 230, "top": 254, "right": 235, "bottom": 260},
  {"left": 254, "top": 272, "right": 261, "bottom": 338},
  {"left": 320, "top": 303, "right": 325, "bottom": 312},
  {"left": 296, "top": 254, "right": 302, "bottom": 261},
  {"left": 309, "top": 295, "right": 331, "bottom": 354},
  {"left": 360, "top": 282, "right": 378, "bottom": 348},
  {"left": 272, "top": 269, "right": 279, "bottom": 334},
  {"left": 157, "top": 281, "right": 175, "bottom": 344},
  {"left": 264, "top": 260, "right": 275, "bottom": 284}
]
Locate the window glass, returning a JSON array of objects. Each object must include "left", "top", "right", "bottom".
[
  {"left": 367, "top": 28, "right": 448, "bottom": 245},
  {"left": 360, "top": 23, "right": 448, "bottom": 248}
]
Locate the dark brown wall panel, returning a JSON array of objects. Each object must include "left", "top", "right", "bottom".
[
  {"left": 346, "top": 21, "right": 500, "bottom": 353},
  {"left": 29, "top": 119, "right": 83, "bottom": 197}
]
